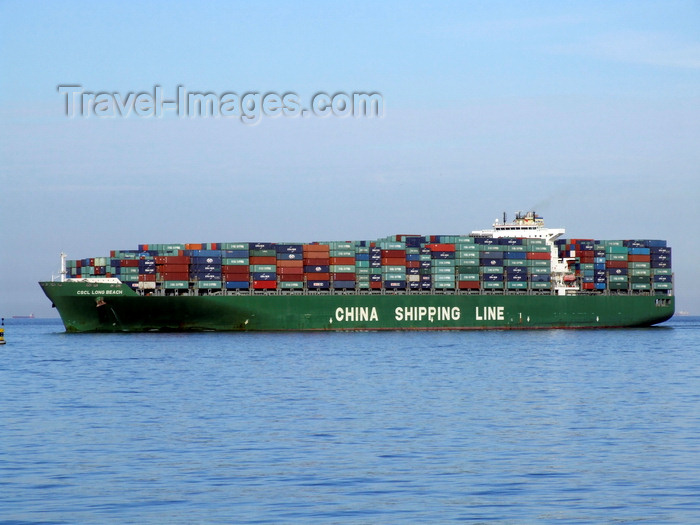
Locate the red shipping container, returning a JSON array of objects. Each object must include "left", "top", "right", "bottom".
[
  {"left": 138, "top": 274, "right": 157, "bottom": 282},
  {"left": 370, "top": 281, "right": 382, "bottom": 289},
  {"left": 221, "top": 266, "right": 250, "bottom": 281},
  {"left": 332, "top": 273, "right": 356, "bottom": 280},
  {"left": 279, "top": 267, "right": 304, "bottom": 275},
  {"left": 406, "top": 260, "right": 421, "bottom": 268},
  {"left": 253, "top": 280, "right": 276, "bottom": 289},
  {"left": 381, "top": 249, "right": 405, "bottom": 257},
  {"left": 582, "top": 282, "right": 595, "bottom": 290},
  {"left": 120, "top": 259, "right": 140, "bottom": 267},
  {"left": 249, "top": 256, "right": 276, "bottom": 265},
  {"left": 606, "top": 261, "right": 628, "bottom": 268},
  {"left": 155, "top": 255, "right": 190, "bottom": 265},
  {"left": 279, "top": 274, "right": 303, "bottom": 282},
  {"left": 159, "top": 264, "right": 189, "bottom": 272},
  {"left": 305, "top": 272, "right": 330, "bottom": 280},
  {"left": 222, "top": 265, "right": 249, "bottom": 273},
  {"left": 223, "top": 276, "right": 249, "bottom": 283},
  {"left": 382, "top": 257, "right": 406, "bottom": 266},
  {"left": 186, "top": 243, "right": 203, "bottom": 250},
  {"left": 577, "top": 250, "right": 594, "bottom": 256},
  {"left": 526, "top": 252, "right": 550, "bottom": 260},
  {"left": 330, "top": 257, "right": 355, "bottom": 265},
  {"left": 159, "top": 272, "right": 190, "bottom": 281},
  {"left": 579, "top": 256, "right": 594, "bottom": 264},
  {"left": 304, "top": 258, "right": 330, "bottom": 265},
  {"left": 458, "top": 281, "right": 480, "bottom": 290},
  {"left": 426, "top": 243, "right": 455, "bottom": 252}
]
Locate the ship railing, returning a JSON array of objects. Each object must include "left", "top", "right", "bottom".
[{"left": 138, "top": 282, "right": 671, "bottom": 298}]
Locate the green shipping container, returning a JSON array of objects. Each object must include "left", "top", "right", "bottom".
[
  {"left": 250, "top": 265, "right": 276, "bottom": 272},
  {"left": 197, "top": 281, "right": 222, "bottom": 289},
  {"left": 279, "top": 282, "right": 304, "bottom": 289},
  {"left": 164, "top": 281, "right": 189, "bottom": 289},
  {"left": 223, "top": 258, "right": 249, "bottom": 265}
]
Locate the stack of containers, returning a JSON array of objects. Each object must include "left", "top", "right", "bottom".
[
  {"left": 249, "top": 243, "right": 276, "bottom": 290},
  {"left": 369, "top": 245, "right": 383, "bottom": 289},
  {"left": 155, "top": 255, "right": 190, "bottom": 290},
  {"left": 625, "top": 241, "right": 651, "bottom": 292},
  {"left": 380, "top": 240, "right": 407, "bottom": 290},
  {"left": 138, "top": 256, "right": 156, "bottom": 290},
  {"left": 304, "top": 243, "right": 330, "bottom": 290},
  {"left": 605, "top": 241, "right": 629, "bottom": 291},
  {"left": 556, "top": 238, "right": 673, "bottom": 294},
  {"left": 276, "top": 244, "right": 304, "bottom": 290},
  {"left": 527, "top": 239, "right": 551, "bottom": 290},
  {"left": 222, "top": 244, "right": 250, "bottom": 290},
  {"left": 456, "top": 238, "right": 479, "bottom": 290},
  {"left": 330, "top": 242, "right": 356, "bottom": 290},
  {"left": 419, "top": 246, "right": 433, "bottom": 290},
  {"left": 502, "top": 238, "right": 528, "bottom": 290},
  {"left": 650, "top": 242, "right": 672, "bottom": 291},
  {"left": 64, "top": 233, "right": 671, "bottom": 295},
  {"left": 474, "top": 237, "right": 500, "bottom": 290},
  {"left": 189, "top": 249, "right": 222, "bottom": 290},
  {"left": 355, "top": 244, "right": 371, "bottom": 290},
  {"left": 404, "top": 236, "right": 425, "bottom": 290},
  {"left": 428, "top": 242, "right": 456, "bottom": 290}
]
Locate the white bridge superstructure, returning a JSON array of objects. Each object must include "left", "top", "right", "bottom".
[{"left": 470, "top": 211, "right": 577, "bottom": 295}]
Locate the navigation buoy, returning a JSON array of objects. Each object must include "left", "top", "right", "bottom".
[{"left": 0, "top": 318, "right": 5, "bottom": 345}]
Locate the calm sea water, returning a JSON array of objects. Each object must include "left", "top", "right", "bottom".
[{"left": 2, "top": 317, "right": 700, "bottom": 524}]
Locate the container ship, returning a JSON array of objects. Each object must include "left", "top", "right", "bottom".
[{"left": 39, "top": 212, "right": 674, "bottom": 332}]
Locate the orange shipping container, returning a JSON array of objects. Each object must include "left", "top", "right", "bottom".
[
  {"left": 304, "top": 257, "right": 330, "bottom": 265},
  {"left": 382, "top": 257, "right": 406, "bottom": 266},
  {"left": 279, "top": 267, "right": 304, "bottom": 275},
  {"left": 628, "top": 254, "right": 651, "bottom": 262},
  {"left": 303, "top": 244, "right": 330, "bottom": 253},
  {"left": 330, "top": 257, "right": 355, "bottom": 265},
  {"left": 277, "top": 259, "right": 304, "bottom": 268}
]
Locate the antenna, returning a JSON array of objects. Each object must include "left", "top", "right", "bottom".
[{"left": 503, "top": 212, "right": 507, "bottom": 224}]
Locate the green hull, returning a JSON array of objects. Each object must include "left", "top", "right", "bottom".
[{"left": 40, "top": 281, "right": 674, "bottom": 332}]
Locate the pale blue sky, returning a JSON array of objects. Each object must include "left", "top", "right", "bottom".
[{"left": 1, "top": 0, "right": 699, "bottom": 316}]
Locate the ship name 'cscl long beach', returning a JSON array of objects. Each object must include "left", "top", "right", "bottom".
[{"left": 40, "top": 212, "right": 674, "bottom": 332}]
